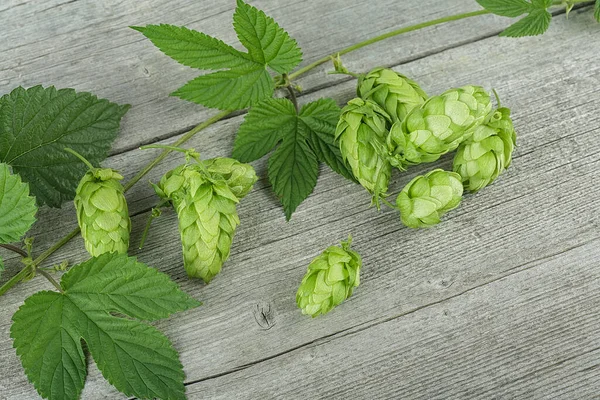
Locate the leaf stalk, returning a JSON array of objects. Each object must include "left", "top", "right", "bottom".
[{"left": 0, "top": 244, "right": 28, "bottom": 258}]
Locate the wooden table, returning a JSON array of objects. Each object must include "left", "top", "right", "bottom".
[{"left": 1, "top": 0, "right": 600, "bottom": 398}]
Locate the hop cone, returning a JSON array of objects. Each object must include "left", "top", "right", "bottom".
[
  {"left": 203, "top": 157, "right": 258, "bottom": 199},
  {"left": 358, "top": 67, "right": 428, "bottom": 122},
  {"left": 74, "top": 168, "right": 131, "bottom": 256},
  {"left": 389, "top": 86, "right": 492, "bottom": 168},
  {"left": 156, "top": 161, "right": 255, "bottom": 283},
  {"left": 454, "top": 107, "right": 516, "bottom": 192},
  {"left": 335, "top": 98, "right": 392, "bottom": 204},
  {"left": 296, "top": 237, "right": 361, "bottom": 317},
  {"left": 396, "top": 169, "right": 463, "bottom": 228}
]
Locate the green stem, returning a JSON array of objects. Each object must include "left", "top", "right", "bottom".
[
  {"left": 0, "top": 265, "right": 33, "bottom": 296},
  {"left": 286, "top": 85, "right": 299, "bottom": 113},
  {"left": 138, "top": 206, "right": 165, "bottom": 250},
  {"left": 288, "top": 9, "right": 491, "bottom": 80},
  {"left": 124, "top": 110, "right": 230, "bottom": 192},
  {"left": 329, "top": 70, "right": 362, "bottom": 79},
  {"left": 380, "top": 197, "right": 399, "bottom": 211},
  {"left": 36, "top": 268, "right": 64, "bottom": 293},
  {"left": 64, "top": 147, "right": 96, "bottom": 170},
  {"left": 140, "top": 144, "right": 190, "bottom": 153},
  {"left": 0, "top": 244, "right": 28, "bottom": 258},
  {"left": 32, "top": 228, "right": 80, "bottom": 268}
]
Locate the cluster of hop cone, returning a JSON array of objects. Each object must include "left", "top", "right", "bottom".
[
  {"left": 72, "top": 149, "right": 258, "bottom": 284},
  {"left": 297, "top": 67, "right": 518, "bottom": 317},
  {"left": 335, "top": 67, "right": 517, "bottom": 228}
]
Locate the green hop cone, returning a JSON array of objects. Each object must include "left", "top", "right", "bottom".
[
  {"left": 296, "top": 236, "right": 361, "bottom": 317},
  {"left": 358, "top": 67, "right": 428, "bottom": 122},
  {"left": 156, "top": 159, "right": 255, "bottom": 283},
  {"left": 203, "top": 157, "right": 258, "bottom": 199},
  {"left": 454, "top": 107, "right": 516, "bottom": 192},
  {"left": 335, "top": 98, "right": 392, "bottom": 205},
  {"left": 389, "top": 85, "right": 492, "bottom": 168},
  {"left": 396, "top": 169, "right": 463, "bottom": 228},
  {"left": 74, "top": 168, "right": 131, "bottom": 256}
]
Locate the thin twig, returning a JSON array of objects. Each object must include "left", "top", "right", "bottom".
[
  {"left": 286, "top": 85, "right": 299, "bottom": 114},
  {"left": 36, "top": 268, "right": 64, "bottom": 293},
  {"left": 0, "top": 244, "right": 28, "bottom": 258}
]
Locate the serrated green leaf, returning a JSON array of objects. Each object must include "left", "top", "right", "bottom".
[
  {"left": 11, "top": 253, "right": 200, "bottom": 400},
  {"left": 476, "top": 0, "right": 532, "bottom": 17},
  {"left": 61, "top": 253, "right": 200, "bottom": 320},
  {"left": 500, "top": 8, "right": 552, "bottom": 37},
  {"left": 299, "top": 99, "right": 356, "bottom": 183},
  {"left": 172, "top": 66, "right": 274, "bottom": 110},
  {"left": 233, "top": 98, "right": 296, "bottom": 162},
  {"left": 233, "top": 0, "right": 302, "bottom": 74},
  {"left": 234, "top": 98, "right": 318, "bottom": 219},
  {"left": 137, "top": 1, "right": 302, "bottom": 110},
  {"left": 595, "top": 0, "right": 600, "bottom": 22},
  {"left": 0, "top": 255, "right": 4, "bottom": 279},
  {"left": 233, "top": 98, "right": 351, "bottom": 219},
  {"left": 531, "top": 0, "right": 552, "bottom": 9},
  {"left": 0, "top": 163, "right": 37, "bottom": 243},
  {"left": 84, "top": 312, "right": 186, "bottom": 400},
  {"left": 131, "top": 24, "right": 256, "bottom": 70},
  {"left": 0, "top": 86, "right": 129, "bottom": 207},
  {"left": 11, "top": 291, "right": 87, "bottom": 400},
  {"left": 268, "top": 120, "right": 319, "bottom": 220}
]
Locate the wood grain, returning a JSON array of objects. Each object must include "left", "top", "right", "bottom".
[{"left": 0, "top": 1, "right": 599, "bottom": 399}]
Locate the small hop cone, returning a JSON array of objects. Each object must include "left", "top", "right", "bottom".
[
  {"left": 335, "top": 98, "right": 392, "bottom": 206},
  {"left": 396, "top": 169, "right": 463, "bottom": 228},
  {"left": 74, "top": 168, "right": 131, "bottom": 256},
  {"left": 203, "top": 157, "right": 258, "bottom": 199},
  {"left": 296, "top": 237, "right": 361, "bottom": 317},
  {"left": 358, "top": 67, "right": 428, "bottom": 122},
  {"left": 454, "top": 107, "right": 516, "bottom": 192},
  {"left": 389, "top": 85, "right": 492, "bottom": 168}
]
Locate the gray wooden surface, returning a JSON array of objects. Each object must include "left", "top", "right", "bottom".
[{"left": 1, "top": 0, "right": 600, "bottom": 399}]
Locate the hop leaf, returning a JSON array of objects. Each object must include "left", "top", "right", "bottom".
[
  {"left": 396, "top": 169, "right": 464, "bottom": 228},
  {"left": 0, "top": 255, "right": 4, "bottom": 279},
  {"left": 476, "top": 0, "right": 534, "bottom": 17},
  {"left": 74, "top": 168, "right": 131, "bottom": 257},
  {"left": 232, "top": 0, "right": 302, "bottom": 73},
  {"left": 0, "top": 86, "right": 129, "bottom": 207},
  {"left": 296, "top": 236, "right": 361, "bottom": 317},
  {"left": 476, "top": 0, "right": 553, "bottom": 37},
  {"left": 454, "top": 108, "right": 517, "bottom": 192},
  {"left": 500, "top": 8, "right": 552, "bottom": 37},
  {"left": 11, "top": 253, "right": 200, "bottom": 400},
  {"left": 134, "top": 0, "right": 302, "bottom": 110},
  {"left": 233, "top": 97, "right": 352, "bottom": 220},
  {"left": 595, "top": 0, "right": 600, "bottom": 22},
  {"left": 0, "top": 163, "right": 37, "bottom": 244}
]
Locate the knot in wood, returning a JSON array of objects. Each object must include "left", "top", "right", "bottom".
[{"left": 253, "top": 302, "right": 276, "bottom": 330}]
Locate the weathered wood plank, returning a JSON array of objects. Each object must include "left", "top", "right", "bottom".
[
  {"left": 1, "top": 3, "right": 599, "bottom": 400},
  {"left": 185, "top": 240, "right": 600, "bottom": 399},
  {"left": 0, "top": 0, "right": 512, "bottom": 154}
]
